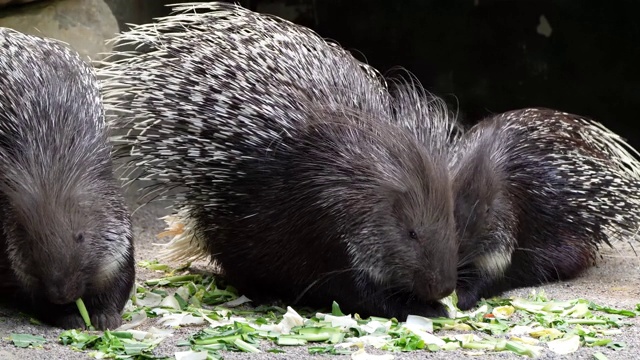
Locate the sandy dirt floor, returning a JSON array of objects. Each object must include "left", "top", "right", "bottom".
[{"left": 1, "top": 193, "right": 639, "bottom": 360}]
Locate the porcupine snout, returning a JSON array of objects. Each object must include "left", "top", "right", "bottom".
[
  {"left": 25, "top": 229, "right": 89, "bottom": 305},
  {"left": 415, "top": 230, "right": 458, "bottom": 302},
  {"left": 436, "top": 245, "right": 458, "bottom": 299},
  {"left": 43, "top": 271, "right": 85, "bottom": 305},
  {"left": 45, "top": 280, "right": 83, "bottom": 305},
  {"left": 431, "top": 274, "right": 456, "bottom": 300},
  {"left": 415, "top": 268, "right": 456, "bottom": 301}
]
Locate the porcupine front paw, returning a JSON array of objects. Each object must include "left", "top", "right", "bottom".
[
  {"left": 455, "top": 283, "right": 488, "bottom": 311},
  {"left": 45, "top": 308, "right": 122, "bottom": 330},
  {"left": 391, "top": 298, "right": 451, "bottom": 321},
  {"left": 90, "top": 309, "right": 124, "bottom": 330},
  {"left": 411, "top": 300, "right": 451, "bottom": 318},
  {"left": 41, "top": 288, "right": 129, "bottom": 330},
  {"left": 50, "top": 312, "right": 87, "bottom": 330},
  {"left": 454, "top": 266, "right": 491, "bottom": 311},
  {"left": 82, "top": 293, "right": 128, "bottom": 330},
  {"left": 34, "top": 301, "right": 93, "bottom": 330},
  {"left": 53, "top": 306, "right": 123, "bottom": 330}
]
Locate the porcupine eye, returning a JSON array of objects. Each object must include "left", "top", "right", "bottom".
[
  {"left": 75, "top": 233, "right": 85, "bottom": 243},
  {"left": 408, "top": 230, "right": 418, "bottom": 240}
]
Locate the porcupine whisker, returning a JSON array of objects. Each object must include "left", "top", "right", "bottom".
[
  {"left": 511, "top": 247, "right": 537, "bottom": 254},
  {"left": 295, "top": 262, "right": 421, "bottom": 308},
  {"left": 292, "top": 267, "right": 367, "bottom": 305},
  {"left": 380, "top": 287, "right": 412, "bottom": 305},
  {"left": 622, "top": 221, "right": 640, "bottom": 251},
  {"left": 456, "top": 265, "right": 482, "bottom": 278},
  {"left": 457, "top": 248, "right": 486, "bottom": 267},
  {"left": 127, "top": 184, "right": 170, "bottom": 211},
  {"left": 458, "top": 200, "right": 481, "bottom": 251},
  {"left": 138, "top": 182, "right": 179, "bottom": 204}
]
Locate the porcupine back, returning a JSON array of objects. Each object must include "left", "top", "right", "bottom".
[
  {"left": 450, "top": 107, "right": 640, "bottom": 310},
  {"left": 98, "top": 2, "right": 459, "bottom": 319},
  {"left": 0, "top": 27, "right": 134, "bottom": 330},
  {"left": 101, "top": 3, "right": 394, "bottom": 196}
]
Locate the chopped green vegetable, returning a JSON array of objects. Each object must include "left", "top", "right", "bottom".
[
  {"left": 593, "top": 351, "right": 609, "bottom": 360},
  {"left": 59, "top": 329, "right": 165, "bottom": 359},
  {"left": 308, "top": 345, "right": 352, "bottom": 355},
  {"left": 49, "top": 264, "right": 637, "bottom": 359},
  {"left": 138, "top": 260, "right": 172, "bottom": 272},
  {"left": 547, "top": 334, "right": 581, "bottom": 355},
  {"left": 10, "top": 334, "right": 46, "bottom": 348},
  {"left": 233, "top": 338, "right": 261, "bottom": 353},
  {"left": 606, "top": 341, "right": 626, "bottom": 351},
  {"left": 588, "top": 301, "right": 637, "bottom": 317},
  {"left": 75, "top": 298, "right": 94, "bottom": 330},
  {"left": 331, "top": 301, "right": 345, "bottom": 316},
  {"left": 277, "top": 337, "right": 307, "bottom": 346},
  {"left": 146, "top": 274, "right": 202, "bottom": 286},
  {"left": 504, "top": 340, "right": 541, "bottom": 357}
]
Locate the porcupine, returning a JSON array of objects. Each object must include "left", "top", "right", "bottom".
[
  {"left": 449, "top": 107, "right": 640, "bottom": 310},
  {"left": 0, "top": 27, "right": 135, "bottom": 330},
  {"left": 97, "top": 2, "right": 461, "bottom": 320}
]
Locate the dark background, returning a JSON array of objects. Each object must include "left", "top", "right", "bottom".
[{"left": 116, "top": 0, "right": 640, "bottom": 151}]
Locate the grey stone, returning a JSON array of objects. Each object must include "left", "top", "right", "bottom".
[{"left": 0, "top": 0, "right": 119, "bottom": 62}]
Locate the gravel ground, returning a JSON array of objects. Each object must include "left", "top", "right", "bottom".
[{"left": 1, "top": 193, "right": 639, "bottom": 360}]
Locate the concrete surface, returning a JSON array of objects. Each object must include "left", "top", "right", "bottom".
[{"left": 0, "top": 195, "right": 639, "bottom": 359}]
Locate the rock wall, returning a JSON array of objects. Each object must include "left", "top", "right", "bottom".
[{"left": 0, "top": 0, "right": 118, "bottom": 62}]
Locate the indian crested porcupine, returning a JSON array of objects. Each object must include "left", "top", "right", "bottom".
[
  {"left": 0, "top": 27, "right": 135, "bottom": 330},
  {"left": 97, "top": 2, "right": 461, "bottom": 320},
  {"left": 450, "top": 107, "right": 640, "bottom": 310}
]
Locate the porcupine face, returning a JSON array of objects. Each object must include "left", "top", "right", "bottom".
[
  {"left": 452, "top": 147, "right": 502, "bottom": 246},
  {"left": 0, "top": 27, "right": 134, "bottom": 305},
  {"left": 2, "top": 187, "right": 133, "bottom": 305},
  {"left": 450, "top": 122, "right": 515, "bottom": 277},
  {"left": 329, "top": 121, "right": 458, "bottom": 303}
]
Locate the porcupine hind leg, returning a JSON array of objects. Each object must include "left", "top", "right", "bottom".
[
  {"left": 455, "top": 228, "right": 516, "bottom": 311},
  {"left": 499, "top": 233, "right": 597, "bottom": 290},
  {"left": 458, "top": 231, "right": 597, "bottom": 310},
  {"left": 456, "top": 252, "right": 515, "bottom": 311}
]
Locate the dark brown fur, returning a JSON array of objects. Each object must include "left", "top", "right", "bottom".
[
  {"left": 98, "top": 3, "right": 460, "bottom": 320},
  {"left": 187, "top": 113, "right": 458, "bottom": 320}
]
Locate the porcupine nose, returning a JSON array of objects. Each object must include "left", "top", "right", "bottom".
[
  {"left": 423, "top": 282, "right": 455, "bottom": 301},
  {"left": 434, "top": 283, "right": 455, "bottom": 299},
  {"left": 434, "top": 270, "right": 457, "bottom": 300},
  {"left": 416, "top": 271, "right": 456, "bottom": 301},
  {"left": 46, "top": 277, "right": 83, "bottom": 305}
]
